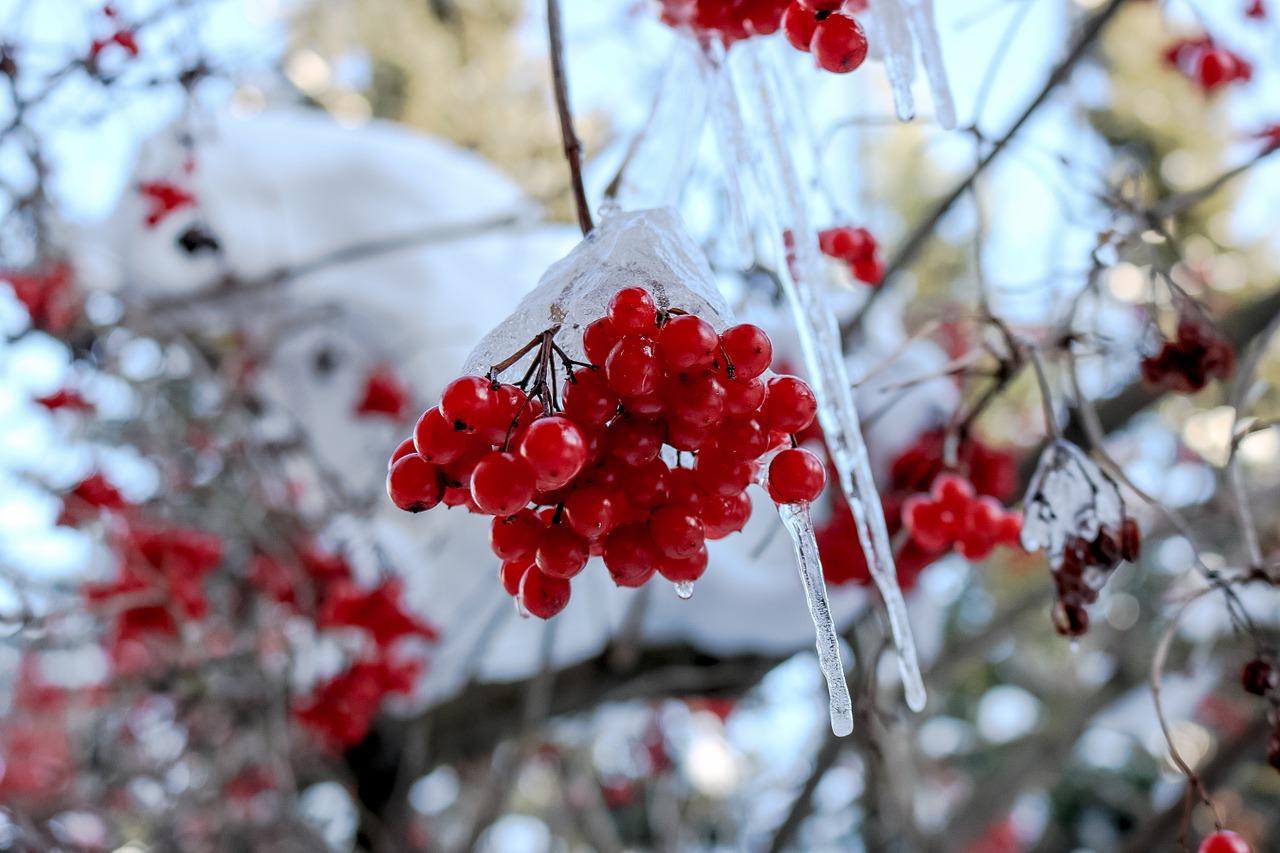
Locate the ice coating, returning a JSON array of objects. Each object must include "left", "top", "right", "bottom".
[
  {"left": 713, "top": 44, "right": 927, "bottom": 714},
  {"left": 778, "top": 502, "right": 855, "bottom": 738},
  {"left": 864, "top": 0, "right": 956, "bottom": 129},
  {"left": 461, "top": 208, "right": 732, "bottom": 376},
  {"left": 1020, "top": 440, "right": 1125, "bottom": 570}
]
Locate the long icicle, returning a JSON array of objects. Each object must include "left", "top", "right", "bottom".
[
  {"left": 739, "top": 43, "right": 927, "bottom": 712},
  {"left": 778, "top": 502, "right": 854, "bottom": 737}
]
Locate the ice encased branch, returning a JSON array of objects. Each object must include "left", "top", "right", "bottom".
[{"left": 1019, "top": 440, "right": 1124, "bottom": 571}]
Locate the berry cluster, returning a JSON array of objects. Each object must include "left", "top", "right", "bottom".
[
  {"left": 1241, "top": 656, "right": 1277, "bottom": 697},
  {"left": 659, "top": 0, "right": 870, "bottom": 75},
  {"left": 355, "top": 364, "right": 412, "bottom": 419},
  {"left": 1140, "top": 312, "right": 1235, "bottom": 394},
  {"left": 88, "top": 4, "right": 139, "bottom": 64},
  {"left": 138, "top": 179, "right": 196, "bottom": 228},
  {"left": 902, "top": 474, "right": 1022, "bottom": 561},
  {"left": 1164, "top": 36, "right": 1253, "bottom": 93},
  {"left": 818, "top": 225, "right": 884, "bottom": 285},
  {"left": 817, "top": 428, "right": 1022, "bottom": 589},
  {"left": 1049, "top": 518, "right": 1140, "bottom": 637},
  {"left": 1, "top": 262, "right": 81, "bottom": 334},
  {"left": 1199, "top": 831, "right": 1252, "bottom": 853},
  {"left": 388, "top": 286, "right": 826, "bottom": 618},
  {"left": 1246, "top": 0, "right": 1266, "bottom": 19}
]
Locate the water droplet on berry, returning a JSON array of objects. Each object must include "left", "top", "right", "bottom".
[{"left": 674, "top": 580, "right": 695, "bottom": 600}]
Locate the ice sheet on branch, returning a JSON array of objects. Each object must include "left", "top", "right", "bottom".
[
  {"left": 1020, "top": 440, "right": 1124, "bottom": 572},
  {"left": 462, "top": 207, "right": 730, "bottom": 375}
]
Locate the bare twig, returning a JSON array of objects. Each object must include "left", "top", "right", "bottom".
[{"left": 547, "top": 0, "right": 593, "bottom": 236}]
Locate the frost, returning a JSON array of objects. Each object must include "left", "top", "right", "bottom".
[
  {"left": 778, "top": 502, "right": 854, "bottom": 738},
  {"left": 461, "top": 208, "right": 731, "bottom": 377},
  {"left": 705, "top": 44, "right": 927, "bottom": 713},
  {"left": 1020, "top": 440, "right": 1125, "bottom": 571},
  {"left": 864, "top": 0, "right": 956, "bottom": 129}
]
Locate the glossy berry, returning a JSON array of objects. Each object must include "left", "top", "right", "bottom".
[
  {"left": 811, "top": 13, "right": 868, "bottom": 73},
  {"left": 608, "top": 286, "right": 657, "bottom": 333},
  {"left": 440, "top": 375, "right": 494, "bottom": 432},
  {"left": 388, "top": 437, "right": 417, "bottom": 469},
  {"left": 695, "top": 450, "right": 755, "bottom": 497},
  {"left": 799, "top": 0, "right": 844, "bottom": 10},
  {"left": 413, "top": 407, "right": 474, "bottom": 464},
  {"left": 703, "top": 491, "right": 752, "bottom": 539},
  {"left": 649, "top": 504, "right": 706, "bottom": 558},
  {"left": 604, "top": 523, "right": 659, "bottom": 587},
  {"left": 664, "top": 370, "right": 727, "bottom": 428},
  {"left": 606, "top": 338, "right": 660, "bottom": 398},
  {"left": 583, "top": 317, "right": 621, "bottom": 365},
  {"left": 658, "top": 314, "right": 719, "bottom": 372},
  {"left": 471, "top": 452, "right": 537, "bottom": 516},
  {"left": 724, "top": 376, "right": 766, "bottom": 415},
  {"left": 657, "top": 544, "right": 709, "bottom": 584},
  {"left": 563, "top": 368, "right": 619, "bottom": 426},
  {"left": 491, "top": 510, "right": 545, "bottom": 561},
  {"left": 715, "top": 416, "right": 769, "bottom": 460},
  {"left": 387, "top": 454, "right": 444, "bottom": 513},
  {"left": 563, "top": 487, "right": 616, "bottom": 539},
  {"left": 519, "top": 416, "right": 588, "bottom": 489},
  {"left": 481, "top": 383, "right": 529, "bottom": 444},
  {"left": 764, "top": 375, "right": 818, "bottom": 434},
  {"left": 500, "top": 559, "right": 531, "bottom": 596},
  {"left": 719, "top": 324, "right": 773, "bottom": 381},
  {"left": 606, "top": 417, "right": 665, "bottom": 465},
  {"left": 782, "top": 2, "right": 819, "bottom": 51},
  {"left": 535, "top": 524, "right": 591, "bottom": 579},
  {"left": 768, "top": 448, "right": 826, "bottom": 503},
  {"left": 1198, "top": 831, "right": 1251, "bottom": 853},
  {"left": 520, "top": 566, "right": 571, "bottom": 619}
]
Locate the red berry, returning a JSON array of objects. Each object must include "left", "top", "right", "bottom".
[
  {"left": 657, "top": 544, "right": 709, "bottom": 584},
  {"left": 563, "top": 487, "right": 617, "bottom": 539},
  {"left": 388, "top": 437, "right": 417, "bottom": 468},
  {"left": 520, "top": 567, "right": 571, "bottom": 619},
  {"left": 563, "top": 368, "right": 619, "bottom": 426},
  {"left": 440, "top": 440, "right": 492, "bottom": 488},
  {"left": 695, "top": 450, "right": 755, "bottom": 497},
  {"left": 819, "top": 225, "right": 876, "bottom": 261},
  {"left": 665, "top": 418, "right": 714, "bottom": 452},
  {"left": 606, "top": 338, "right": 660, "bottom": 398},
  {"left": 799, "top": 0, "right": 843, "bottom": 10},
  {"left": 606, "top": 417, "right": 665, "bottom": 466},
  {"left": 607, "top": 287, "right": 658, "bottom": 334},
  {"left": 1241, "top": 658, "right": 1277, "bottom": 696},
  {"left": 583, "top": 317, "right": 621, "bottom": 365},
  {"left": 714, "top": 416, "right": 769, "bottom": 460},
  {"left": 519, "top": 416, "right": 588, "bottom": 489},
  {"left": 782, "top": 2, "right": 819, "bottom": 51},
  {"left": 768, "top": 448, "right": 826, "bottom": 503},
  {"left": 648, "top": 504, "right": 706, "bottom": 558},
  {"left": 480, "top": 383, "right": 530, "bottom": 444},
  {"left": 667, "top": 467, "right": 708, "bottom": 514},
  {"left": 724, "top": 376, "right": 767, "bottom": 415},
  {"left": 500, "top": 559, "right": 531, "bottom": 596},
  {"left": 535, "top": 524, "right": 591, "bottom": 579},
  {"left": 811, "top": 13, "right": 868, "bottom": 73},
  {"left": 470, "top": 452, "right": 537, "bottom": 516},
  {"left": 619, "top": 390, "right": 666, "bottom": 417},
  {"left": 490, "top": 510, "right": 545, "bottom": 561},
  {"left": 720, "top": 324, "right": 773, "bottom": 381},
  {"left": 658, "top": 314, "right": 719, "bottom": 372},
  {"left": 764, "top": 375, "right": 818, "bottom": 434},
  {"left": 387, "top": 455, "right": 444, "bottom": 512},
  {"left": 442, "top": 486, "right": 481, "bottom": 512},
  {"left": 703, "top": 491, "right": 753, "bottom": 539},
  {"left": 440, "top": 375, "right": 495, "bottom": 432},
  {"left": 617, "top": 458, "right": 671, "bottom": 510},
  {"left": 604, "top": 523, "right": 659, "bottom": 587},
  {"left": 664, "top": 370, "right": 727, "bottom": 428},
  {"left": 1198, "top": 831, "right": 1251, "bottom": 853},
  {"left": 413, "top": 407, "right": 474, "bottom": 464},
  {"left": 851, "top": 256, "right": 884, "bottom": 285}
]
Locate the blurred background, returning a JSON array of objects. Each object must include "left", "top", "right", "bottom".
[{"left": 0, "top": 0, "right": 1279, "bottom": 851}]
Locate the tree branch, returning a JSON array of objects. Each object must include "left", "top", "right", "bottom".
[{"left": 547, "top": 0, "right": 593, "bottom": 236}]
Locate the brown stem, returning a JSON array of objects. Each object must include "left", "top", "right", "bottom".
[{"left": 547, "top": 0, "right": 593, "bottom": 236}]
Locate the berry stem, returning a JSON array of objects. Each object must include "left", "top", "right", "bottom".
[{"left": 547, "top": 0, "right": 594, "bottom": 236}]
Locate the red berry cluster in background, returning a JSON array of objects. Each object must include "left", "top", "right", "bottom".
[
  {"left": 355, "top": 364, "right": 413, "bottom": 419},
  {"left": 1199, "top": 830, "right": 1253, "bottom": 853},
  {"left": 818, "top": 225, "right": 884, "bottom": 285},
  {"left": 88, "top": 4, "right": 139, "bottom": 64},
  {"left": 902, "top": 474, "right": 1021, "bottom": 561},
  {"left": 1237, "top": 656, "right": 1280, "bottom": 777},
  {"left": 1, "top": 262, "right": 82, "bottom": 333},
  {"left": 782, "top": 1, "right": 869, "bottom": 74},
  {"left": 658, "top": 0, "right": 870, "bottom": 74},
  {"left": 1164, "top": 36, "right": 1253, "bottom": 93},
  {"left": 138, "top": 179, "right": 196, "bottom": 228},
  {"left": 388, "top": 286, "right": 827, "bottom": 618},
  {"left": 1246, "top": 0, "right": 1266, "bottom": 19},
  {"left": 1049, "top": 518, "right": 1140, "bottom": 637},
  {"left": 816, "top": 428, "right": 1022, "bottom": 589},
  {"left": 1140, "top": 312, "right": 1235, "bottom": 394}
]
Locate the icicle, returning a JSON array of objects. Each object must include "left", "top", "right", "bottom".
[
  {"left": 778, "top": 502, "right": 854, "bottom": 738},
  {"left": 901, "top": 0, "right": 956, "bottom": 130},
  {"left": 712, "top": 44, "right": 927, "bottom": 713},
  {"left": 866, "top": 0, "right": 918, "bottom": 122},
  {"left": 674, "top": 580, "right": 695, "bottom": 600}
]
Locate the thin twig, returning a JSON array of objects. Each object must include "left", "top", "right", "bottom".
[{"left": 547, "top": 0, "right": 593, "bottom": 236}]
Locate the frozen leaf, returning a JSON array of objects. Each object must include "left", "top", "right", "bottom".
[{"left": 1020, "top": 440, "right": 1124, "bottom": 571}]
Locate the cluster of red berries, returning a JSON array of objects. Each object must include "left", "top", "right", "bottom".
[
  {"left": 1239, "top": 656, "right": 1280, "bottom": 776},
  {"left": 355, "top": 364, "right": 412, "bottom": 420},
  {"left": 818, "top": 225, "right": 884, "bottom": 285},
  {"left": 1164, "top": 36, "right": 1253, "bottom": 93},
  {"left": 816, "top": 429, "right": 1022, "bottom": 589},
  {"left": 2, "top": 262, "right": 81, "bottom": 334},
  {"left": 658, "top": 0, "right": 870, "bottom": 75},
  {"left": 138, "top": 180, "right": 196, "bottom": 228},
  {"left": 1140, "top": 312, "right": 1235, "bottom": 394},
  {"left": 1049, "top": 518, "right": 1140, "bottom": 637},
  {"left": 88, "top": 4, "right": 139, "bottom": 64},
  {"left": 1246, "top": 0, "right": 1266, "bottom": 19},
  {"left": 902, "top": 474, "right": 1022, "bottom": 561},
  {"left": 387, "top": 286, "right": 826, "bottom": 618},
  {"left": 1199, "top": 831, "right": 1253, "bottom": 853}
]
